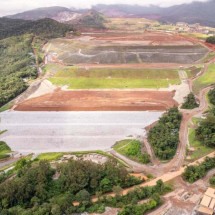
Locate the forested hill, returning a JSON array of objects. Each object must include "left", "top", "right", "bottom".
[{"left": 0, "top": 18, "right": 73, "bottom": 40}]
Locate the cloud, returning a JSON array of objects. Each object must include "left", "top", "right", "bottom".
[{"left": 0, "top": 0, "right": 210, "bottom": 16}]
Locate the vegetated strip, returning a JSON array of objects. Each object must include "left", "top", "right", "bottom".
[
  {"left": 113, "top": 139, "right": 150, "bottom": 164},
  {"left": 183, "top": 156, "right": 215, "bottom": 183},
  {"left": 148, "top": 107, "right": 182, "bottom": 160}
]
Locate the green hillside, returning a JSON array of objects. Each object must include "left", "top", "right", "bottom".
[{"left": 0, "top": 18, "right": 73, "bottom": 40}]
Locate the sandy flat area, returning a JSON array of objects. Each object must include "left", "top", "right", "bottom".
[{"left": 0, "top": 111, "right": 163, "bottom": 153}]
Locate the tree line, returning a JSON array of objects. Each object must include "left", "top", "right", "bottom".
[
  {"left": 0, "top": 158, "right": 144, "bottom": 214},
  {"left": 195, "top": 88, "right": 215, "bottom": 147},
  {"left": 183, "top": 156, "right": 215, "bottom": 183}
]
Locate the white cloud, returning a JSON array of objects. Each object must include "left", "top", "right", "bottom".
[{"left": 0, "top": 0, "right": 210, "bottom": 16}]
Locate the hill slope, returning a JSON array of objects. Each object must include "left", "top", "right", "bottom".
[
  {"left": 68, "top": 10, "right": 106, "bottom": 29},
  {"left": 93, "top": 0, "right": 215, "bottom": 27},
  {"left": 6, "top": 6, "right": 106, "bottom": 28},
  {"left": 7, "top": 6, "right": 73, "bottom": 21},
  {"left": 0, "top": 18, "right": 73, "bottom": 39}
]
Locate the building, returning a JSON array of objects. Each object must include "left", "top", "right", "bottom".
[{"left": 196, "top": 188, "right": 215, "bottom": 215}]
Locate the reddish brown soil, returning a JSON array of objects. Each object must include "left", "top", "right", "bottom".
[
  {"left": 88, "top": 31, "right": 195, "bottom": 45},
  {"left": 78, "top": 63, "right": 189, "bottom": 69},
  {"left": 15, "top": 90, "right": 177, "bottom": 111}
]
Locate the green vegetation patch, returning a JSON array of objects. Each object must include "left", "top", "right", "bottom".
[
  {"left": 0, "top": 141, "right": 11, "bottom": 161},
  {"left": 181, "top": 93, "right": 199, "bottom": 109},
  {"left": 206, "top": 36, "right": 215, "bottom": 44},
  {"left": 49, "top": 66, "right": 180, "bottom": 89},
  {"left": 183, "top": 156, "right": 215, "bottom": 183},
  {"left": 0, "top": 159, "right": 144, "bottom": 213},
  {"left": 148, "top": 107, "right": 182, "bottom": 160},
  {"left": 210, "top": 176, "right": 215, "bottom": 186},
  {"left": 0, "top": 34, "right": 37, "bottom": 107},
  {"left": 0, "top": 18, "right": 73, "bottom": 40},
  {"left": 37, "top": 153, "right": 64, "bottom": 161},
  {"left": 186, "top": 66, "right": 202, "bottom": 78},
  {"left": 188, "top": 127, "right": 213, "bottom": 161},
  {"left": 113, "top": 139, "right": 150, "bottom": 164},
  {"left": 193, "top": 64, "right": 215, "bottom": 94},
  {"left": 208, "top": 88, "right": 215, "bottom": 105}
]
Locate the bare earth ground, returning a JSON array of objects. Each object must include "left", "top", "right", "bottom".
[
  {"left": 45, "top": 31, "right": 208, "bottom": 65},
  {"left": 14, "top": 90, "right": 177, "bottom": 111},
  {"left": 80, "top": 31, "right": 196, "bottom": 45}
]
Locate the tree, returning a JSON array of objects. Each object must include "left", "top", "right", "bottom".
[
  {"left": 195, "top": 115, "right": 215, "bottom": 147},
  {"left": 206, "top": 36, "right": 215, "bottom": 44},
  {"left": 181, "top": 93, "right": 199, "bottom": 109},
  {"left": 76, "top": 189, "right": 90, "bottom": 203},
  {"left": 112, "top": 185, "right": 123, "bottom": 196},
  {"left": 210, "top": 176, "right": 215, "bottom": 186},
  {"left": 99, "top": 178, "right": 112, "bottom": 193},
  {"left": 208, "top": 88, "right": 215, "bottom": 105}
]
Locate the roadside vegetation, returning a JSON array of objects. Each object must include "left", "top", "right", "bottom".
[
  {"left": 0, "top": 156, "right": 172, "bottom": 214},
  {"left": 210, "top": 175, "right": 215, "bottom": 186},
  {"left": 195, "top": 90, "right": 215, "bottom": 147},
  {"left": 193, "top": 64, "right": 215, "bottom": 94},
  {"left": 183, "top": 156, "right": 215, "bottom": 183},
  {"left": 206, "top": 36, "right": 215, "bottom": 44},
  {"left": 113, "top": 139, "right": 150, "bottom": 164},
  {"left": 187, "top": 90, "right": 215, "bottom": 161},
  {"left": 148, "top": 107, "right": 182, "bottom": 160},
  {"left": 0, "top": 158, "right": 146, "bottom": 214},
  {"left": 0, "top": 141, "right": 11, "bottom": 160},
  {"left": 49, "top": 66, "right": 180, "bottom": 89},
  {"left": 208, "top": 88, "right": 215, "bottom": 105},
  {"left": 187, "top": 118, "right": 214, "bottom": 161},
  {"left": 181, "top": 92, "right": 199, "bottom": 109}
]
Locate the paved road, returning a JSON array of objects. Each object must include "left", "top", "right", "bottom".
[{"left": 0, "top": 111, "right": 162, "bottom": 153}]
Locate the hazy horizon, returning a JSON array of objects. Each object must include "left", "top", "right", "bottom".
[{"left": 0, "top": 0, "right": 210, "bottom": 17}]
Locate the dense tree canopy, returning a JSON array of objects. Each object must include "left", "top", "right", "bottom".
[
  {"left": 196, "top": 114, "right": 215, "bottom": 147},
  {"left": 0, "top": 18, "right": 73, "bottom": 40},
  {"left": 0, "top": 18, "right": 74, "bottom": 107},
  {"left": 148, "top": 107, "right": 182, "bottom": 160},
  {"left": 181, "top": 92, "right": 199, "bottom": 109},
  {"left": 206, "top": 36, "right": 215, "bottom": 44},
  {"left": 183, "top": 156, "right": 215, "bottom": 183},
  {"left": 0, "top": 159, "right": 142, "bottom": 214},
  {"left": 208, "top": 88, "right": 215, "bottom": 105},
  {"left": 0, "top": 35, "right": 37, "bottom": 107}
]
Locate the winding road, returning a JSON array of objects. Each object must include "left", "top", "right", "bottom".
[{"left": 109, "top": 48, "right": 215, "bottom": 176}]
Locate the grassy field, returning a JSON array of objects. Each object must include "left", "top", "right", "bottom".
[
  {"left": 49, "top": 66, "right": 180, "bottom": 89},
  {"left": 187, "top": 118, "right": 214, "bottom": 161},
  {"left": 200, "top": 52, "right": 215, "bottom": 63},
  {"left": 186, "top": 66, "right": 202, "bottom": 78},
  {"left": 113, "top": 139, "right": 150, "bottom": 164},
  {"left": 105, "top": 18, "right": 157, "bottom": 31},
  {"left": 37, "top": 153, "right": 64, "bottom": 161},
  {"left": 193, "top": 64, "right": 215, "bottom": 93},
  {"left": 0, "top": 141, "right": 11, "bottom": 160},
  {"left": 181, "top": 33, "right": 210, "bottom": 40}
]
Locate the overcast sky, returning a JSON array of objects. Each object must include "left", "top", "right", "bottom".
[{"left": 0, "top": 0, "right": 209, "bottom": 16}]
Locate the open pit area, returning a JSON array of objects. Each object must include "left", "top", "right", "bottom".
[{"left": 45, "top": 31, "right": 208, "bottom": 65}]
